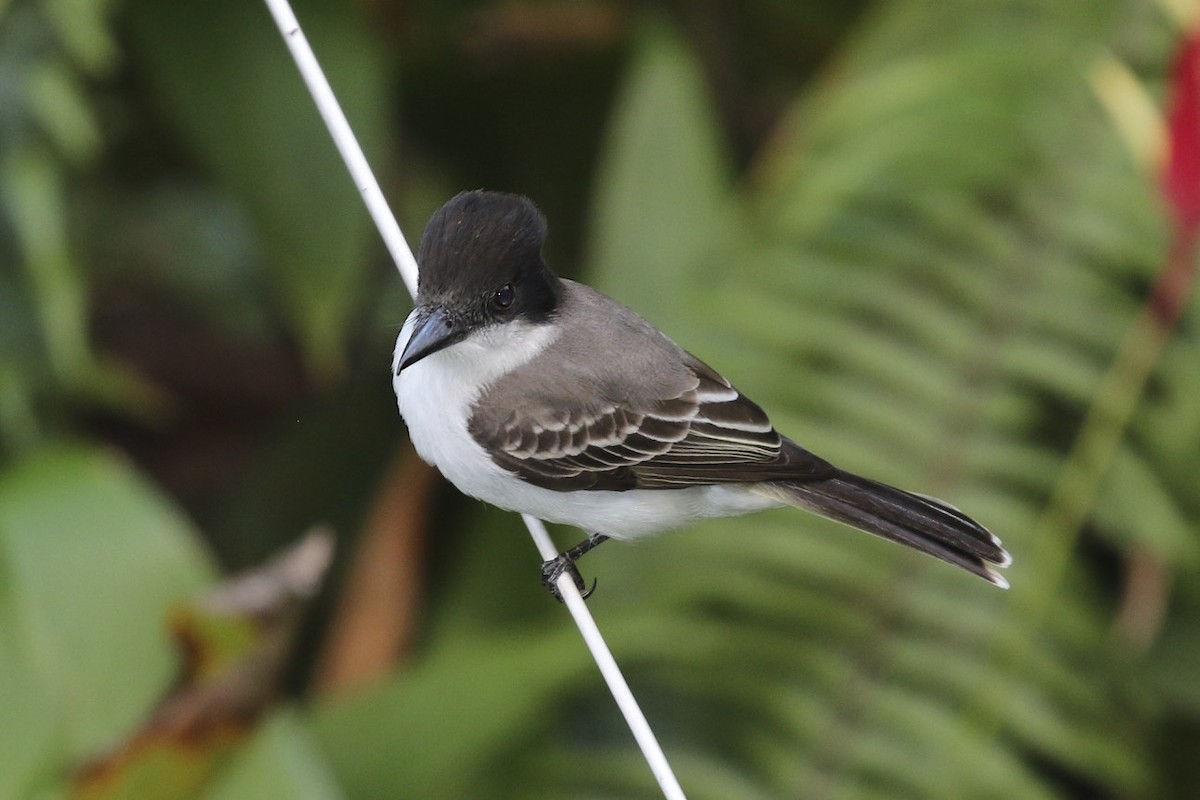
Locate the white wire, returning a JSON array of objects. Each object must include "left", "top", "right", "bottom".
[
  {"left": 260, "top": 2, "right": 687, "bottom": 798},
  {"left": 519, "top": 515, "right": 687, "bottom": 798},
  {"left": 261, "top": 2, "right": 419, "bottom": 298}
]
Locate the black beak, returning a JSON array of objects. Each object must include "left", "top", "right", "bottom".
[{"left": 397, "top": 308, "right": 464, "bottom": 372}]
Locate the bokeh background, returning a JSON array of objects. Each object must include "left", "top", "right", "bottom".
[{"left": 3, "top": 0, "right": 1200, "bottom": 798}]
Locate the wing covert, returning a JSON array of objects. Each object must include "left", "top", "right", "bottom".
[{"left": 469, "top": 354, "right": 832, "bottom": 491}]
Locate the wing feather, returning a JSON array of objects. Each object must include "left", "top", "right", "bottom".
[{"left": 469, "top": 353, "right": 833, "bottom": 492}]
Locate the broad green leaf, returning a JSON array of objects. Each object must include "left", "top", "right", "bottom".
[
  {"left": 0, "top": 613, "right": 60, "bottom": 800},
  {"left": 0, "top": 446, "right": 214, "bottom": 765}
]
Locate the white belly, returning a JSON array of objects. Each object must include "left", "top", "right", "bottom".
[{"left": 392, "top": 313, "right": 781, "bottom": 539}]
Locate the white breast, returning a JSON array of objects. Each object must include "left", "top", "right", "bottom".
[{"left": 393, "top": 312, "right": 552, "bottom": 504}]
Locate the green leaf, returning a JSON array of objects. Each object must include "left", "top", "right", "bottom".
[
  {"left": 310, "top": 627, "right": 594, "bottom": 798},
  {"left": 0, "top": 446, "right": 214, "bottom": 768},
  {"left": 1, "top": 145, "right": 89, "bottom": 382},
  {"left": 0, "top": 612, "right": 60, "bottom": 800},
  {"left": 27, "top": 59, "right": 102, "bottom": 163},
  {"left": 586, "top": 14, "right": 732, "bottom": 335},
  {"left": 43, "top": 0, "right": 119, "bottom": 73},
  {"left": 202, "top": 712, "right": 344, "bottom": 800}
]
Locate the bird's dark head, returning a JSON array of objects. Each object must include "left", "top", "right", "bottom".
[{"left": 398, "top": 191, "right": 563, "bottom": 371}]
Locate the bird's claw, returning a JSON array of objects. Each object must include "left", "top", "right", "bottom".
[{"left": 540, "top": 554, "right": 598, "bottom": 602}]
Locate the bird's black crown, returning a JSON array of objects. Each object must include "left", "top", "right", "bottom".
[{"left": 416, "top": 191, "right": 561, "bottom": 325}]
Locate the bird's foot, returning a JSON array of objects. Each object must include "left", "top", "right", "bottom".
[
  {"left": 540, "top": 555, "right": 596, "bottom": 602},
  {"left": 539, "top": 533, "right": 609, "bottom": 603}
]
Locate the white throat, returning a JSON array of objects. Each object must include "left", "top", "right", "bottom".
[{"left": 392, "top": 311, "right": 559, "bottom": 494}]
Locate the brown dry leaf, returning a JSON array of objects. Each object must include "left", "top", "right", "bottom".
[{"left": 72, "top": 530, "right": 335, "bottom": 800}]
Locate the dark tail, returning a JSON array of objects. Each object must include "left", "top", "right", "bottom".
[{"left": 757, "top": 470, "right": 1011, "bottom": 587}]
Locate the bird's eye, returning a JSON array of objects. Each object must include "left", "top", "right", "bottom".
[{"left": 493, "top": 283, "right": 516, "bottom": 310}]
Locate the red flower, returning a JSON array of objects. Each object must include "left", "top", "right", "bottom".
[{"left": 1164, "top": 30, "right": 1200, "bottom": 242}]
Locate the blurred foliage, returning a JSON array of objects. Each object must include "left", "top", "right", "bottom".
[{"left": 1, "top": 0, "right": 1199, "bottom": 798}]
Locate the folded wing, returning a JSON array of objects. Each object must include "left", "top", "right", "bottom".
[{"left": 469, "top": 355, "right": 834, "bottom": 491}]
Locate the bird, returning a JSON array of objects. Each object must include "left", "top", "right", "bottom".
[{"left": 393, "top": 190, "right": 1010, "bottom": 599}]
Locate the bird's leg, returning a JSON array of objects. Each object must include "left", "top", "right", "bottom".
[{"left": 541, "top": 533, "right": 610, "bottom": 602}]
